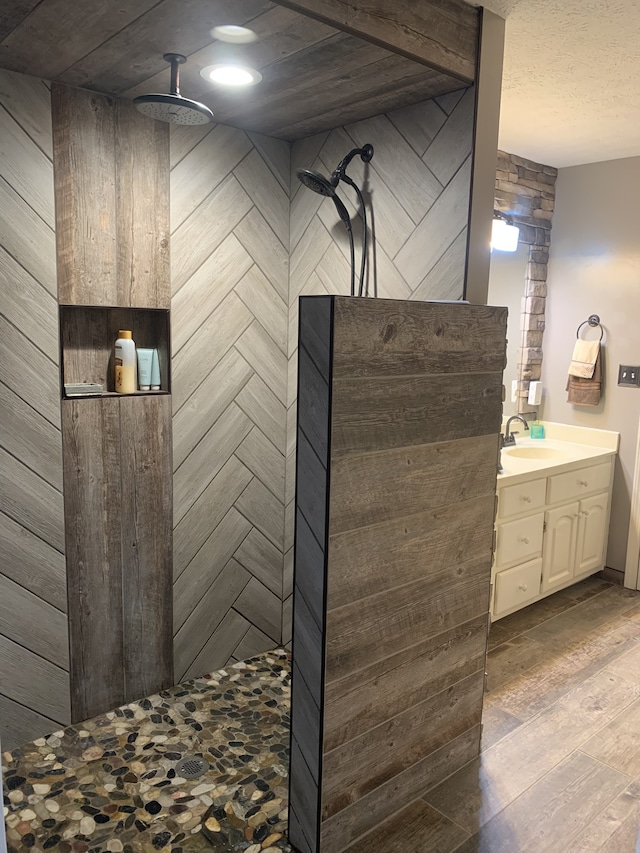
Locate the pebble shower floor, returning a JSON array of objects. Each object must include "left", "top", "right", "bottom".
[{"left": 2, "top": 651, "right": 294, "bottom": 852}]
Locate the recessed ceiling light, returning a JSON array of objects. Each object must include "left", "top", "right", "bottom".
[
  {"left": 201, "top": 64, "right": 262, "bottom": 87},
  {"left": 211, "top": 25, "right": 258, "bottom": 43}
]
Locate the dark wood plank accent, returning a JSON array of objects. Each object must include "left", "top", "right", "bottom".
[
  {"left": 321, "top": 671, "right": 484, "bottom": 818},
  {"left": 0, "top": 0, "right": 41, "bottom": 42},
  {"left": 272, "top": 71, "right": 460, "bottom": 140},
  {"left": 60, "top": 0, "right": 273, "bottom": 93},
  {"left": 320, "top": 726, "right": 480, "bottom": 851},
  {"left": 271, "top": 0, "right": 479, "bottom": 82},
  {"left": 324, "top": 616, "right": 488, "bottom": 752},
  {"left": 0, "top": 0, "right": 161, "bottom": 78},
  {"left": 288, "top": 296, "right": 333, "bottom": 853},
  {"left": 332, "top": 372, "right": 503, "bottom": 457},
  {"left": 328, "top": 433, "right": 499, "bottom": 534},
  {"left": 120, "top": 395, "right": 173, "bottom": 702},
  {"left": 53, "top": 83, "right": 170, "bottom": 309},
  {"left": 62, "top": 396, "right": 174, "bottom": 720},
  {"left": 3, "top": 3, "right": 478, "bottom": 144},
  {"left": 52, "top": 84, "right": 118, "bottom": 307},
  {"left": 62, "top": 398, "right": 124, "bottom": 722},
  {"left": 326, "top": 572, "right": 490, "bottom": 680},
  {"left": 327, "top": 495, "right": 496, "bottom": 608},
  {"left": 114, "top": 101, "right": 170, "bottom": 309},
  {"left": 290, "top": 297, "right": 506, "bottom": 852},
  {"left": 331, "top": 298, "right": 507, "bottom": 377}
]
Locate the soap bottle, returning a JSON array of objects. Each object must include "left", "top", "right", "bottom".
[{"left": 114, "top": 330, "right": 136, "bottom": 394}]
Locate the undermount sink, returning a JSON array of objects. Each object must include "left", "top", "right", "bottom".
[{"left": 503, "top": 446, "right": 570, "bottom": 460}]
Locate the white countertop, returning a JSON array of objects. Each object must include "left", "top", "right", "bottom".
[{"left": 498, "top": 423, "right": 619, "bottom": 486}]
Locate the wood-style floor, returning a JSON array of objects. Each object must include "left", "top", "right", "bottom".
[{"left": 369, "top": 577, "right": 640, "bottom": 852}]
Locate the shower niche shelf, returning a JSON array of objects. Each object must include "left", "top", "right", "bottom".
[{"left": 60, "top": 305, "right": 170, "bottom": 398}]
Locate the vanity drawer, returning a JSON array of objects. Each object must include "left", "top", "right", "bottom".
[
  {"left": 547, "top": 462, "right": 611, "bottom": 505},
  {"left": 494, "top": 558, "right": 542, "bottom": 617},
  {"left": 495, "top": 512, "right": 544, "bottom": 567},
  {"left": 498, "top": 478, "right": 546, "bottom": 519}
]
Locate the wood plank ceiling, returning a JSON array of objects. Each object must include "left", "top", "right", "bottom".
[{"left": 0, "top": 0, "right": 474, "bottom": 139}]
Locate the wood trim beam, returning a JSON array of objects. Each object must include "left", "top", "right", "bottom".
[{"left": 270, "top": 0, "right": 479, "bottom": 82}]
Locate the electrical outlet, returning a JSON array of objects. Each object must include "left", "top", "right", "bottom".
[{"left": 618, "top": 365, "right": 640, "bottom": 387}]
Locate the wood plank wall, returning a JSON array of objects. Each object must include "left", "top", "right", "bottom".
[
  {"left": 62, "top": 396, "right": 173, "bottom": 721},
  {"left": 51, "top": 84, "right": 170, "bottom": 308},
  {"left": 0, "top": 68, "right": 70, "bottom": 749},
  {"left": 52, "top": 83, "right": 173, "bottom": 723},
  {"left": 169, "top": 124, "right": 291, "bottom": 680},
  {"left": 284, "top": 86, "right": 476, "bottom": 641},
  {"left": 289, "top": 296, "right": 507, "bottom": 852}
]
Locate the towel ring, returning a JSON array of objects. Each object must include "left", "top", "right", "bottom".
[{"left": 576, "top": 314, "right": 603, "bottom": 341}]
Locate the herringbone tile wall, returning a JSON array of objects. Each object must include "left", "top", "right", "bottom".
[
  {"left": 283, "top": 87, "right": 475, "bottom": 641},
  {"left": 170, "top": 124, "right": 291, "bottom": 681},
  {"left": 171, "top": 88, "right": 475, "bottom": 673},
  {"left": 0, "top": 69, "right": 70, "bottom": 749}
]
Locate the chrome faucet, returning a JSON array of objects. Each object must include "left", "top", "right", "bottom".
[{"left": 502, "top": 415, "right": 530, "bottom": 446}]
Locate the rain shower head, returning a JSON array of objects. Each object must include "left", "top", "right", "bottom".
[{"left": 134, "top": 53, "right": 213, "bottom": 125}]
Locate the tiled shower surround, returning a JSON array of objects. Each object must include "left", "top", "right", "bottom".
[{"left": 2, "top": 652, "right": 293, "bottom": 853}]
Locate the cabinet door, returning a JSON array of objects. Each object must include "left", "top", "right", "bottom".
[
  {"left": 541, "top": 502, "right": 579, "bottom": 593},
  {"left": 575, "top": 492, "right": 609, "bottom": 576}
]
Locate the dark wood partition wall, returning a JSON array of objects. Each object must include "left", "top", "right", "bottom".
[
  {"left": 289, "top": 297, "right": 507, "bottom": 853},
  {"left": 52, "top": 84, "right": 173, "bottom": 722}
]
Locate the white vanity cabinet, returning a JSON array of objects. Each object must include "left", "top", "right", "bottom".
[{"left": 492, "top": 457, "right": 614, "bottom": 620}]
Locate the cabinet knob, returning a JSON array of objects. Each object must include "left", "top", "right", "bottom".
[
  {"left": 518, "top": 583, "right": 528, "bottom": 592},
  {"left": 521, "top": 495, "right": 532, "bottom": 503},
  {"left": 520, "top": 537, "right": 530, "bottom": 545},
  {"left": 579, "top": 480, "right": 588, "bottom": 487},
  {"left": 583, "top": 510, "right": 590, "bottom": 517}
]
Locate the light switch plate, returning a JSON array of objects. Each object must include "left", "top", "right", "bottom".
[{"left": 618, "top": 365, "right": 640, "bottom": 386}]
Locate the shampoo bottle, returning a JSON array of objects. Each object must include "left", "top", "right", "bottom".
[{"left": 115, "top": 330, "right": 136, "bottom": 394}]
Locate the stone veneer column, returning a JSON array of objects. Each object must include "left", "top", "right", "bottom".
[{"left": 495, "top": 151, "right": 557, "bottom": 415}]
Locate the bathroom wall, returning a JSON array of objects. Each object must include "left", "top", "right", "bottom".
[
  {"left": 0, "top": 72, "right": 479, "bottom": 742},
  {"left": 284, "top": 87, "right": 476, "bottom": 640},
  {"left": 540, "top": 156, "right": 640, "bottom": 572},
  {"left": 170, "top": 124, "right": 290, "bottom": 680},
  {"left": 0, "top": 69, "right": 70, "bottom": 747}
]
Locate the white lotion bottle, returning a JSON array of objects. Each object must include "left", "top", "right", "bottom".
[{"left": 114, "top": 330, "right": 136, "bottom": 394}]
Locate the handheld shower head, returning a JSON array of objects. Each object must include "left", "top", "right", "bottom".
[
  {"left": 297, "top": 169, "right": 335, "bottom": 197},
  {"left": 296, "top": 169, "right": 351, "bottom": 225}
]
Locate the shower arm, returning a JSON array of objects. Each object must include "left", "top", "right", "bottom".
[{"left": 166, "top": 53, "right": 186, "bottom": 96}]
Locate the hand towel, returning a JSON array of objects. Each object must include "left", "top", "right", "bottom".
[
  {"left": 566, "top": 349, "right": 602, "bottom": 405},
  {"left": 568, "top": 339, "right": 600, "bottom": 378}
]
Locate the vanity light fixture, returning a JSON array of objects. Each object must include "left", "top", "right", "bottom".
[
  {"left": 201, "top": 64, "right": 262, "bottom": 86},
  {"left": 491, "top": 210, "right": 520, "bottom": 252}
]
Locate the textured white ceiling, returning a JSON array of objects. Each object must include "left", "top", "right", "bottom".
[{"left": 477, "top": 0, "right": 640, "bottom": 167}]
